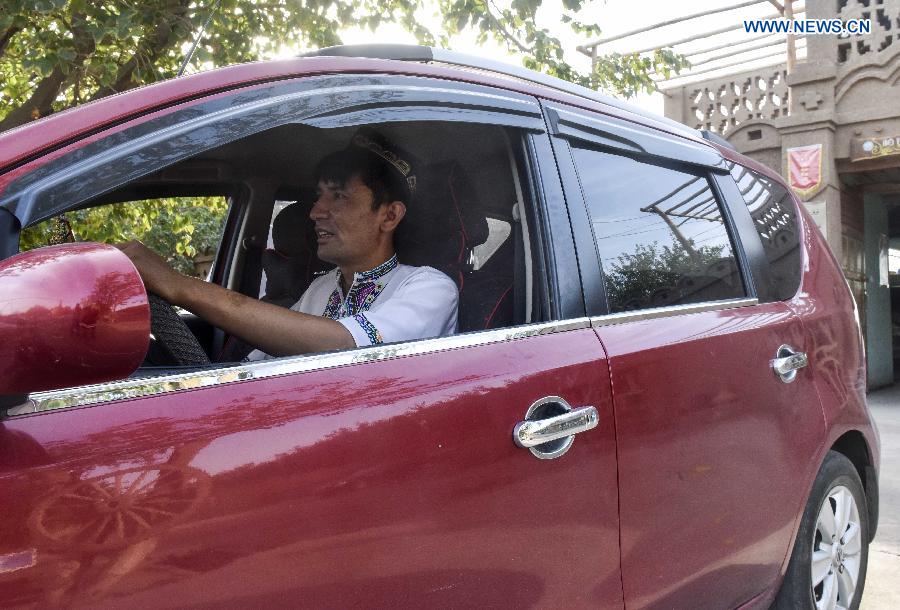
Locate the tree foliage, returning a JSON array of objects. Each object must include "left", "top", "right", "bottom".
[
  {"left": 605, "top": 241, "right": 729, "bottom": 311},
  {"left": 20, "top": 197, "right": 229, "bottom": 276},
  {"left": 0, "top": 0, "right": 687, "bottom": 132}
]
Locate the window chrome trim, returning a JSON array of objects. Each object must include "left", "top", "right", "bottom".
[
  {"left": 9, "top": 317, "right": 592, "bottom": 417},
  {"left": 590, "top": 297, "right": 757, "bottom": 328},
  {"left": 9, "top": 298, "right": 757, "bottom": 417}
]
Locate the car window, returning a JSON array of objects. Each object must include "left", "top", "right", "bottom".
[
  {"left": 19, "top": 120, "right": 545, "bottom": 368},
  {"left": 229, "top": 121, "right": 537, "bottom": 341},
  {"left": 571, "top": 146, "right": 745, "bottom": 313},
  {"left": 20, "top": 196, "right": 229, "bottom": 280},
  {"left": 6, "top": 77, "right": 551, "bottom": 384},
  {"left": 727, "top": 163, "right": 802, "bottom": 301}
]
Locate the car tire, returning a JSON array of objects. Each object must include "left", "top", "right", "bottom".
[{"left": 774, "top": 450, "right": 869, "bottom": 610}]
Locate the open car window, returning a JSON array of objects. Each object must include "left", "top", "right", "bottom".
[
  {"left": 1, "top": 74, "right": 564, "bottom": 403},
  {"left": 8, "top": 121, "right": 549, "bottom": 385}
]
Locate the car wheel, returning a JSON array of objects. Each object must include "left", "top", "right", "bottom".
[{"left": 775, "top": 450, "right": 869, "bottom": 610}]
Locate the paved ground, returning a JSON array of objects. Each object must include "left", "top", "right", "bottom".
[{"left": 859, "top": 384, "right": 900, "bottom": 609}]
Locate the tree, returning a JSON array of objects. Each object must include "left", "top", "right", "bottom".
[{"left": 0, "top": 0, "right": 687, "bottom": 132}]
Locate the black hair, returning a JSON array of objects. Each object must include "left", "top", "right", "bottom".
[{"left": 313, "top": 148, "right": 411, "bottom": 210}]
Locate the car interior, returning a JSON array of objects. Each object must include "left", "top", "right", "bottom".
[{"left": 24, "top": 121, "right": 544, "bottom": 372}]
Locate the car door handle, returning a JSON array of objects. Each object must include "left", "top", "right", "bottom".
[
  {"left": 513, "top": 396, "right": 599, "bottom": 460},
  {"left": 772, "top": 344, "right": 807, "bottom": 383},
  {"left": 514, "top": 407, "right": 599, "bottom": 448}
]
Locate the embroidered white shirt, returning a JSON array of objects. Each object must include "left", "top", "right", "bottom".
[{"left": 246, "top": 255, "right": 458, "bottom": 360}]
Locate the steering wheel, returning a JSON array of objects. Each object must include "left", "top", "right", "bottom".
[{"left": 146, "top": 293, "right": 211, "bottom": 366}]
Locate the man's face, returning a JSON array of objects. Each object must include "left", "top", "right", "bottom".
[{"left": 310, "top": 174, "right": 383, "bottom": 267}]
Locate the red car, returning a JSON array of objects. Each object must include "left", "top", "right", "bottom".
[{"left": 0, "top": 45, "right": 880, "bottom": 609}]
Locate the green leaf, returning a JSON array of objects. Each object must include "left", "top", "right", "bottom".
[{"left": 34, "top": 57, "right": 55, "bottom": 76}]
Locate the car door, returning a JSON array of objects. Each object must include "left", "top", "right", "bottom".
[
  {"left": 0, "top": 75, "right": 622, "bottom": 608},
  {"left": 545, "top": 101, "right": 827, "bottom": 609}
]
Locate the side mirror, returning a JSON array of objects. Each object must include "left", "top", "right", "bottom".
[{"left": 0, "top": 243, "right": 149, "bottom": 397}]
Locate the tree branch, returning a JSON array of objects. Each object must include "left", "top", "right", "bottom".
[
  {"left": 0, "top": 66, "right": 68, "bottom": 131},
  {"left": 484, "top": 0, "right": 532, "bottom": 55},
  {"left": 90, "top": 0, "right": 192, "bottom": 100},
  {"left": 0, "top": 26, "right": 22, "bottom": 57},
  {"left": 0, "top": 13, "right": 94, "bottom": 131}
]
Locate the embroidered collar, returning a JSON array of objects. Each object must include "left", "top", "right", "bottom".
[
  {"left": 322, "top": 254, "right": 399, "bottom": 320},
  {"left": 350, "top": 253, "right": 398, "bottom": 283}
]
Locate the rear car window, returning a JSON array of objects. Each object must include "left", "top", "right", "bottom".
[
  {"left": 571, "top": 146, "right": 745, "bottom": 313},
  {"left": 727, "top": 164, "right": 801, "bottom": 301}
]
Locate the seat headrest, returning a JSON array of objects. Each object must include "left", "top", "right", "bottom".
[
  {"left": 396, "top": 160, "right": 489, "bottom": 267},
  {"left": 271, "top": 202, "right": 313, "bottom": 258}
]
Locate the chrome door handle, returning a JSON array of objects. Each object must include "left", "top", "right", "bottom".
[
  {"left": 514, "top": 407, "right": 599, "bottom": 448},
  {"left": 772, "top": 344, "right": 808, "bottom": 383},
  {"left": 513, "top": 396, "right": 598, "bottom": 459}
]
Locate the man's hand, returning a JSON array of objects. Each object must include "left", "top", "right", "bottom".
[{"left": 115, "top": 241, "right": 187, "bottom": 303}]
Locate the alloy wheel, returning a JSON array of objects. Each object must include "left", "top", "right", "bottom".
[{"left": 811, "top": 485, "right": 863, "bottom": 610}]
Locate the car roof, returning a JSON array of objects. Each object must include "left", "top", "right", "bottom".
[
  {"left": 305, "top": 45, "right": 703, "bottom": 139},
  {"left": 0, "top": 50, "right": 717, "bottom": 176}
]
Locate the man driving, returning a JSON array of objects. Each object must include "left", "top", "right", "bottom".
[{"left": 119, "top": 128, "right": 459, "bottom": 359}]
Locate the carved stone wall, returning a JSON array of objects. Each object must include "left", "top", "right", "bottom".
[
  {"left": 663, "top": 0, "right": 900, "bottom": 138},
  {"left": 686, "top": 68, "right": 790, "bottom": 135},
  {"left": 836, "top": 0, "right": 900, "bottom": 64}
]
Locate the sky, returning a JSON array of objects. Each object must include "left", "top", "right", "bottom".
[{"left": 305, "top": 0, "right": 803, "bottom": 117}]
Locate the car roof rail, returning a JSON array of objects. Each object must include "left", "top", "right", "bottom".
[
  {"left": 302, "top": 44, "right": 701, "bottom": 139},
  {"left": 698, "top": 129, "right": 737, "bottom": 151}
]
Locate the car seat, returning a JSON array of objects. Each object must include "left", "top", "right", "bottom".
[
  {"left": 260, "top": 201, "right": 332, "bottom": 307},
  {"left": 397, "top": 159, "right": 514, "bottom": 333}
]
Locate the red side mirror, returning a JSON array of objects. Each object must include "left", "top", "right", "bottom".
[{"left": 0, "top": 243, "right": 149, "bottom": 396}]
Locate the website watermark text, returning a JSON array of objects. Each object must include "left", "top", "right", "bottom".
[{"left": 743, "top": 19, "right": 871, "bottom": 35}]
